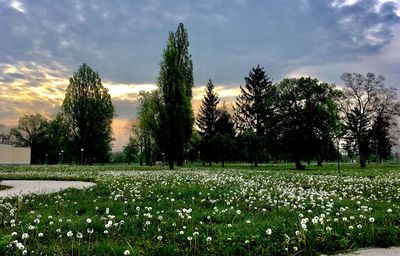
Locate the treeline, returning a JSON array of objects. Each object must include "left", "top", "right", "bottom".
[
  {"left": 129, "top": 23, "right": 400, "bottom": 170},
  {"left": 1, "top": 22, "right": 398, "bottom": 169},
  {"left": 1, "top": 64, "right": 115, "bottom": 164}
]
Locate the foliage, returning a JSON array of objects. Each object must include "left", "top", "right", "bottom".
[
  {"left": 197, "top": 79, "right": 220, "bottom": 165},
  {"left": 276, "top": 77, "right": 340, "bottom": 169},
  {"left": 62, "top": 63, "right": 115, "bottom": 164},
  {"left": 234, "top": 65, "right": 275, "bottom": 166},
  {"left": 0, "top": 124, "right": 12, "bottom": 144},
  {"left": 123, "top": 136, "right": 139, "bottom": 164},
  {"left": 10, "top": 114, "right": 49, "bottom": 164},
  {"left": 340, "top": 73, "right": 400, "bottom": 167},
  {"left": 137, "top": 91, "right": 161, "bottom": 166},
  {"left": 158, "top": 23, "right": 194, "bottom": 169}
]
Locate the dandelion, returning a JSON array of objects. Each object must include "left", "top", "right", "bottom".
[
  {"left": 369, "top": 217, "right": 375, "bottom": 223},
  {"left": 76, "top": 232, "right": 83, "bottom": 239},
  {"left": 17, "top": 243, "right": 24, "bottom": 250},
  {"left": 38, "top": 232, "right": 44, "bottom": 237},
  {"left": 157, "top": 235, "right": 163, "bottom": 241},
  {"left": 387, "top": 209, "right": 393, "bottom": 213},
  {"left": 124, "top": 250, "right": 130, "bottom": 255},
  {"left": 206, "top": 236, "right": 212, "bottom": 242},
  {"left": 236, "top": 210, "right": 241, "bottom": 215},
  {"left": 266, "top": 229, "right": 272, "bottom": 235},
  {"left": 187, "top": 236, "right": 193, "bottom": 241},
  {"left": 67, "top": 231, "right": 73, "bottom": 237},
  {"left": 86, "top": 218, "right": 92, "bottom": 224},
  {"left": 22, "top": 233, "right": 29, "bottom": 239}
]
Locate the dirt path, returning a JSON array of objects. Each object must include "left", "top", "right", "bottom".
[{"left": 0, "top": 180, "right": 96, "bottom": 198}]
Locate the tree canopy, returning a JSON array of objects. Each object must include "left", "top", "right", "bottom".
[{"left": 62, "top": 63, "right": 115, "bottom": 163}]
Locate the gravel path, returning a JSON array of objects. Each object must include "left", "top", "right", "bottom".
[
  {"left": 324, "top": 247, "right": 400, "bottom": 256},
  {"left": 0, "top": 180, "right": 96, "bottom": 198}
]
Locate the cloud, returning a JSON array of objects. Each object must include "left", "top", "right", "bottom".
[
  {"left": 286, "top": 24, "right": 400, "bottom": 87},
  {"left": 1, "top": 0, "right": 400, "bottom": 150},
  {"left": 9, "top": 0, "right": 25, "bottom": 13}
]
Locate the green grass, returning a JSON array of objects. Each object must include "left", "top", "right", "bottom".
[{"left": 1, "top": 164, "right": 400, "bottom": 255}]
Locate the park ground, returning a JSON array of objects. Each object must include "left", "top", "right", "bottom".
[{"left": 1, "top": 163, "right": 400, "bottom": 255}]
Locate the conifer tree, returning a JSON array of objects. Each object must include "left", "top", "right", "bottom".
[
  {"left": 197, "top": 79, "right": 220, "bottom": 165},
  {"left": 234, "top": 65, "right": 274, "bottom": 166}
]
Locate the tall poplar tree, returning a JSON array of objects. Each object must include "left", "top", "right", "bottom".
[
  {"left": 158, "top": 23, "right": 194, "bottom": 170},
  {"left": 197, "top": 79, "right": 220, "bottom": 166},
  {"left": 62, "top": 63, "right": 115, "bottom": 163}
]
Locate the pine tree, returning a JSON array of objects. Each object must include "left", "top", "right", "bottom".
[
  {"left": 197, "top": 79, "right": 220, "bottom": 165},
  {"left": 234, "top": 65, "right": 274, "bottom": 166}
]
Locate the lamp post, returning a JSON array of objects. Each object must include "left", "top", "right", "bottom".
[
  {"left": 198, "top": 151, "right": 200, "bottom": 163},
  {"left": 162, "top": 152, "right": 165, "bottom": 166},
  {"left": 58, "top": 152, "right": 61, "bottom": 164},
  {"left": 81, "top": 148, "right": 84, "bottom": 165},
  {"left": 45, "top": 153, "right": 48, "bottom": 165},
  {"left": 61, "top": 150, "right": 64, "bottom": 164}
]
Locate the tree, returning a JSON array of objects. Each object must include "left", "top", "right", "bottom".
[
  {"left": 123, "top": 136, "right": 139, "bottom": 165},
  {"left": 370, "top": 87, "right": 400, "bottom": 163},
  {"left": 158, "top": 23, "right": 194, "bottom": 170},
  {"left": 62, "top": 63, "right": 115, "bottom": 164},
  {"left": 137, "top": 91, "right": 161, "bottom": 166},
  {"left": 46, "top": 113, "right": 71, "bottom": 164},
  {"left": 197, "top": 79, "right": 220, "bottom": 166},
  {"left": 276, "top": 77, "right": 340, "bottom": 170},
  {"left": 10, "top": 114, "right": 49, "bottom": 164},
  {"left": 339, "top": 73, "right": 399, "bottom": 167},
  {"left": 212, "top": 104, "right": 235, "bottom": 167},
  {"left": 0, "top": 124, "right": 11, "bottom": 144},
  {"left": 234, "top": 65, "right": 274, "bottom": 166}
]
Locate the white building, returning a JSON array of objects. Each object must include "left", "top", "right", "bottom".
[{"left": 0, "top": 144, "right": 31, "bottom": 165}]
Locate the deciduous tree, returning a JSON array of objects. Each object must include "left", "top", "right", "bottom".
[
  {"left": 62, "top": 63, "right": 115, "bottom": 163},
  {"left": 158, "top": 23, "right": 194, "bottom": 170}
]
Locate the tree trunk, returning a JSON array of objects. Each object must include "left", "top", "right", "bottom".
[
  {"left": 295, "top": 160, "right": 305, "bottom": 170},
  {"left": 177, "top": 149, "right": 183, "bottom": 166},
  {"left": 169, "top": 160, "right": 174, "bottom": 170},
  {"left": 208, "top": 161, "right": 212, "bottom": 167},
  {"left": 359, "top": 154, "right": 366, "bottom": 168},
  {"left": 317, "top": 157, "right": 322, "bottom": 166},
  {"left": 221, "top": 159, "right": 225, "bottom": 168}
]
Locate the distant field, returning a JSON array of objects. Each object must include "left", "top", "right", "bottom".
[{"left": 1, "top": 164, "right": 400, "bottom": 255}]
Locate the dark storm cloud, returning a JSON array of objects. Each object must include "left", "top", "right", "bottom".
[
  {"left": 1, "top": 0, "right": 399, "bottom": 149},
  {"left": 1, "top": 0, "right": 399, "bottom": 85}
]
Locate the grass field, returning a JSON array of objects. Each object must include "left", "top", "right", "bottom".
[{"left": 1, "top": 163, "right": 400, "bottom": 255}]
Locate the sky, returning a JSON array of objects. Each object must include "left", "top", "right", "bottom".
[{"left": 1, "top": 0, "right": 400, "bottom": 151}]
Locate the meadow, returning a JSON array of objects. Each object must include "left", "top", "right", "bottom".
[{"left": 1, "top": 163, "right": 400, "bottom": 255}]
